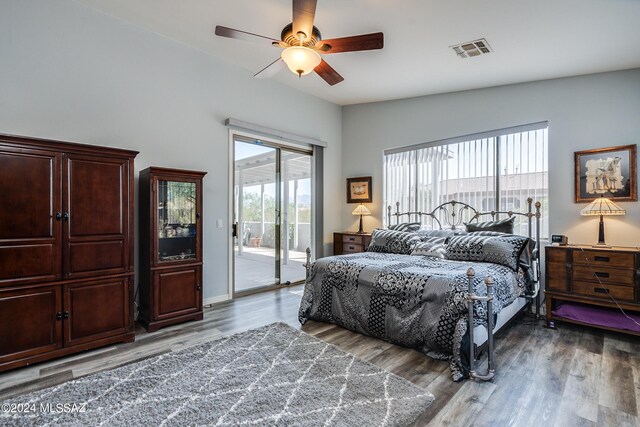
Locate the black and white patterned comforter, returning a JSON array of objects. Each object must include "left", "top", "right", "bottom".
[{"left": 298, "top": 252, "right": 526, "bottom": 381}]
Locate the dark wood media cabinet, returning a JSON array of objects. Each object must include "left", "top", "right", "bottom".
[{"left": 0, "top": 134, "right": 137, "bottom": 372}]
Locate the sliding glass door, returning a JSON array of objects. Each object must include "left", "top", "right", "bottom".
[
  {"left": 233, "top": 136, "right": 312, "bottom": 295},
  {"left": 280, "top": 150, "right": 312, "bottom": 285}
]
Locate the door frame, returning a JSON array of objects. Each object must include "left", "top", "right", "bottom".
[{"left": 228, "top": 130, "right": 313, "bottom": 299}]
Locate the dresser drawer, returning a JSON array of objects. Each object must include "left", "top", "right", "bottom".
[
  {"left": 546, "top": 277, "right": 569, "bottom": 293},
  {"left": 546, "top": 261, "right": 568, "bottom": 279},
  {"left": 342, "top": 234, "right": 365, "bottom": 245},
  {"left": 546, "top": 247, "right": 568, "bottom": 263},
  {"left": 572, "top": 280, "right": 635, "bottom": 301},
  {"left": 342, "top": 243, "right": 364, "bottom": 254},
  {"left": 572, "top": 250, "right": 634, "bottom": 268},
  {"left": 572, "top": 265, "right": 635, "bottom": 286}
]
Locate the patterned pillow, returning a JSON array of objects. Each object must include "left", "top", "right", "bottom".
[
  {"left": 367, "top": 229, "right": 422, "bottom": 254},
  {"left": 467, "top": 231, "right": 506, "bottom": 236},
  {"left": 468, "top": 230, "right": 537, "bottom": 269},
  {"left": 388, "top": 222, "right": 421, "bottom": 232},
  {"left": 444, "top": 233, "right": 529, "bottom": 271},
  {"left": 465, "top": 217, "right": 515, "bottom": 234},
  {"left": 411, "top": 238, "right": 447, "bottom": 258},
  {"left": 415, "top": 229, "right": 455, "bottom": 239}
]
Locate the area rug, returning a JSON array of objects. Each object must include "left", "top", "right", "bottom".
[{"left": 0, "top": 322, "right": 434, "bottom": 426}]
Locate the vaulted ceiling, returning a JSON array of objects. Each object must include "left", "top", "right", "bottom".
[{"left": 76, "top": 0, "right": 640, "bottom": 105}]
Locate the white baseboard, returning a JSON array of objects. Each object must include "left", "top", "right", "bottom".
[{"left": 203, "top": 294, "right": 230, "bottom": 306}]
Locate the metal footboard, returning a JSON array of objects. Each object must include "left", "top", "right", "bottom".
[{"left": 466, "top": 268, "right": 495, "bottom": 381}]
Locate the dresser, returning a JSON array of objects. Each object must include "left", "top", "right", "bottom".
[
  {"left": 333, "top": 232, "right": 372, "bottom": 255},
  {"left": 0, "top": 134, "right": 137, "bottom": 371},
  {"left": 545, "top": 245, "right": 640, "bottom": 335}
]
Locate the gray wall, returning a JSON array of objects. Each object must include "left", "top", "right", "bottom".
[
  {"left": 3, "top": 0, "right": 639, "bottom": 303},
  {"left": 342, "top": 69, "right": 640, "bottom": 248},
  {"left": 0, "top": 0, "right": 342, "bottom": 302}
]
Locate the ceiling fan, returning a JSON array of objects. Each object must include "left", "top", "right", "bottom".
[{"left": 215, "top": 0, "right": 383, "bottom": 86}]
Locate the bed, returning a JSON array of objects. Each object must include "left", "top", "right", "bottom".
[{"left": 298, "top": 199, "right": 541, "bottom": 381}]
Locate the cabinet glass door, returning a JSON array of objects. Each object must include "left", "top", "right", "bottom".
[{"left": 158, "top": 180, "right": 197, "bottom": 262}]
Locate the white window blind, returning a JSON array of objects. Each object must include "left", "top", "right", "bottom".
[{"left": 384, "top": 124, "right": 548, "bottom": 238}]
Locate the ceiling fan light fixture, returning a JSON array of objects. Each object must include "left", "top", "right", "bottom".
[{"left": 281, "top": 46, "right": 321, "bottom": 77}]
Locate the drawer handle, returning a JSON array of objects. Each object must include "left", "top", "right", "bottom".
[
  {"left": 594, "top": 287, "right": 608, "bottom": 294},
  {"left": 348, "top": 245, "right": 355, "bottom": 250},
  {"left": 348, "top": 237, "right": 355, "bottom": 241},
  {"left": 594, "top": 256, "right": 609, "bottom": 262},
  {"left": 56, "top": 312, "right": 62, "bottom": 321},
  {"left": 593, "top": 272, "right": 610, "bottom": 278},
  {"left": 63, "top": 311, "right": 69, "bottom": 319}
]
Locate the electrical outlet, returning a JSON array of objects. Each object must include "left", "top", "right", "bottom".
[{"left": 216, "top": 219, "right": 223, "bottom": 228}]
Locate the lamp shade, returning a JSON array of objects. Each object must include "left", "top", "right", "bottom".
[
  {"left": 580, "top": 196, "right": 626, "bottom": 216},
  {"left": 352, "top": 204, "right": 371, "bottom": 216},
  {"left": 281, "top": 46, "right": 321, "bottom": 77}
]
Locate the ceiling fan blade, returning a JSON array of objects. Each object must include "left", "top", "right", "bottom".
[
  {"left": 215, "top": 25, "right": 280, "bottom": 46},
  {"left": 292, "top": 0, "right": 317, "bottom": 41},
  {"left": 254, "top": 58, "right": 285, "bottom": 78},
  {"left": 314, "top": 59, "right": 344, "bottom": 86},
  {"left": 315, "top": 32, "right": 384, "bottom": 53}
]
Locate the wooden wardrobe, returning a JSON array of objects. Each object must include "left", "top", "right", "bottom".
[{"left": 0, "top": 134, "right": 138, "bottom": 372}]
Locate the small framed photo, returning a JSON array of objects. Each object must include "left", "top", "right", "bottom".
[
  {"left": 346, "top": 176, "right": 372, "bottom": 203},
  {"left": 574, "top": 144, "right": 637, "bottom": 202}
]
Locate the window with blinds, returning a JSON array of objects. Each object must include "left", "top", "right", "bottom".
[{"left": 384, "top": 123, "right": 548, "bottom": 238}]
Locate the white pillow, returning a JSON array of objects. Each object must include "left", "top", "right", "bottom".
[{"left": 410, "top": 238, "right": 447, "bottom": 258}]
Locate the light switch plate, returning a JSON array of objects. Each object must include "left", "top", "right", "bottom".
[{"left": 216, "top": 219, "right": 223, "bottom": 228}]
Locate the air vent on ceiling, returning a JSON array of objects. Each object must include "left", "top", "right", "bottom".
[{"left": 450, "top": 38, "right": 492, "bottom": 59}]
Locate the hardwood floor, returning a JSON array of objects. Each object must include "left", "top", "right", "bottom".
[{"left": 1, "top": 285, "right": 639, "bottom": 426}]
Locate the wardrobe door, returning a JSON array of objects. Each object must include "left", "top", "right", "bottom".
[
  {"left": 63, "top": 278, "right": 131, "bottom": 347},
  {"left": 0, "top": 146, "right": 62, "bottom": 285},
  {"left": 63, "top": 154, "right": 130, "bottom": 279},
  {"left": 0, "top": 284, "right": 62, "bottom": 364}
]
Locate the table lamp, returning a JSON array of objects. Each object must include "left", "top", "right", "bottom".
[
  {"left": 580, "top": 195, "right": 626, "bottom": 247},
  {"left": 352, "top": 204, "right": 371, "bottom": 234}
]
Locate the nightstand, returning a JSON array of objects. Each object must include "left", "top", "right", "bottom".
[
  {"left": 545, "top": 245, "right": 640, "bottom": 335},
  {"left": 333, "top": 232, "right": 372, "bottom": 255}
]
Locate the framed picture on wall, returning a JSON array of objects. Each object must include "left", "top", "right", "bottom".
[
  {"left": 574, "top": 144, "right": 637, "bottom": 202},
  {"left": 346, "top": 176, "right": 372, "bottom": 203}
]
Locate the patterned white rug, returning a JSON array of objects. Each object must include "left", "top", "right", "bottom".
[{"left": 0, "top": 323, "right": 434, "bottom": 426}]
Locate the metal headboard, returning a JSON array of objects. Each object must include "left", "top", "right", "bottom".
[
  {"left": 387, "top": 198, "right": 542, "bottom": 254},
  {"left": 387, "top": 197, "right": 543, "bottom": 305}
]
